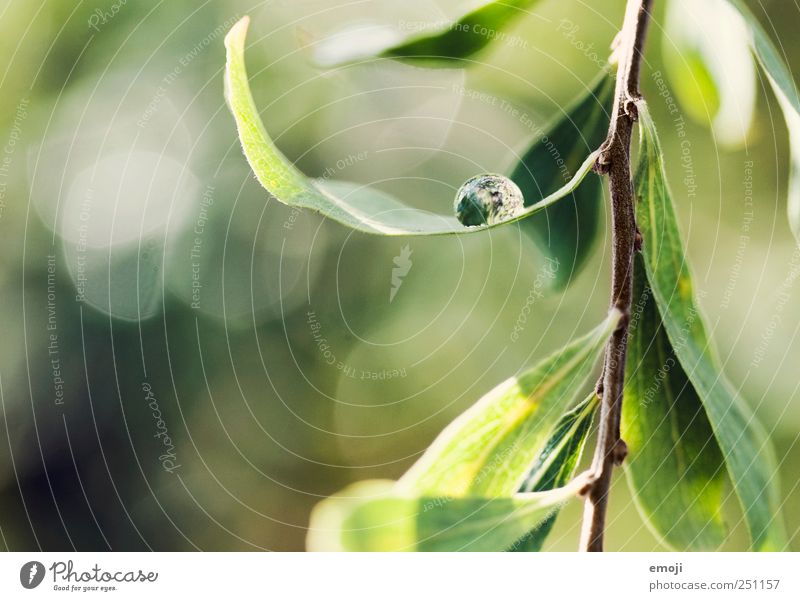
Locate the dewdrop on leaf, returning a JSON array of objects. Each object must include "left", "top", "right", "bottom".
[{"left": 454, "top": 173, "right": 524, "bottom": 226}]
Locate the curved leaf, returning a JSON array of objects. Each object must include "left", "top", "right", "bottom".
[
  {"left": 663, "top": 0, "right": 755, "bottom": 147},
  {"left": 397, "top": 310, "right": 620, "bottom": 496},
  {"left": 511, "top": 74, "right": 614, "bottom": 289},
  {"left": 622, "top": 254, "right": 726, "bottom": 550},
  {"left": 636, "top": 102, "right": 786, "bottom": 550},
  {"left": 224, "top": 16, "right": 599, "bottom": 236},
  {"left": 312, "top": 0, "right": 540, "bottom": 68},
  {"left": 306, "top": 478, "right": 584, "bottom": 552},
  {"left": 724, "top": 0, "right": 800, "bottom": 243},
  {"left": 510, "top": 393, "right": 598, "bottom": 552}
]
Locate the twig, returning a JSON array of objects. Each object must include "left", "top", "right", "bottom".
[{"left": 578, "top": 0, "right": 653, "bottom": 552}]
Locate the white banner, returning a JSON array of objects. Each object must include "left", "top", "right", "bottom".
[{"left": 0, "top": 552, "right": 797, "bottom": 599}]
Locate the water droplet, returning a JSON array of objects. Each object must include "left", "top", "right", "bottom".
[{"left": 454, "top": 173, "right": 524, "bottom": 226}]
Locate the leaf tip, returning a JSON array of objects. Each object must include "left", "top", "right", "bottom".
[{"left": 225, "top": 15, "right": 251, "bottom": 53}]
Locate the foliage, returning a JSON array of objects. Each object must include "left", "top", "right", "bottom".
[
  {"left": 224, "top": 0, "right": 797, "bottom": 551},
  {"left": 312, "top": 0, "right": 542, "bottom": 67},
  {"left": 632, "top": 104, "right": 786, "bottom": 550},
  {"left": 224, "top": 18, "right": 598, "bottom": 236}
]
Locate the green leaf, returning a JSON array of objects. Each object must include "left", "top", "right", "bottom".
[
  {"left": 511, "top": 74, "right": 614, "bottom": 289},
  {"left": 307, "top": 313, "right": 613, "bottom": 553},
  {"left": 306, "top": 478, "right": 584, "bottom": 552},
  {"left": 397, "top": 310, "right": 620, "bottom": 497},
  {"left": 312, "top": 0, "right": 540, "bottom": 68},
  {"left": 635, "top": 103, "right": 786, "bottom": 550},
  {"left": 663, "top": 0, "right": 755, "bottom": 147},
  {"left": 224, "top": 16, "right": 599, "bottom": 236},
  {"left": 510, "top": 393, "right": 598, "bottom": 552},
  {"left": 622, "top": 254, "right": 726, "bottom": 550},
  {"left": 724, "top": 0, "right": 800, "bottom": 242}
]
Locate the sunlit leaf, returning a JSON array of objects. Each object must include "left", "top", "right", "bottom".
[
  {"left": 224, "top": 16, "right": 598, "bottom": 236},
  {"left": 397, "top": 310, "right": 620, "bottom": 496},
  {"left": 510, "top": 393, "right": 598, "bottom": 551},
  {"left": 511, "top": 74, "right": 614, "bottom": 289},
  {"left": 622, "top": 254, "right": 726, "bottom": 550},
  {"left": 724, "top": 0, "right": 800, "bottom": 243},
  {"left": 312, "top": 0, "right": 540, "bottom": 68},
  {"left": 306, "top": 478, "right": 584, "bottom": 552},
  {"left": 636, "top": 103, "right": 786, "bottom": 550},
  {"left": 309, "top": 314, "right": 613, "bottom": 553},
  {"left": 663, "top": 0, "right": 755, "bottom": 147}
]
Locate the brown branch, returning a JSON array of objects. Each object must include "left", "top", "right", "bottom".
[{"left": 578, "top": 0, "right": 653, "bottom": 552}]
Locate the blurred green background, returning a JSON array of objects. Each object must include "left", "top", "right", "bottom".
[{"left": 0, "top": 0, "right": 798, "bottom": 551}]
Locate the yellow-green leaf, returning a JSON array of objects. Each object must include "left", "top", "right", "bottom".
[
  {"left": 635, "top": 102, "right": 786, "bottom": 550},
  {"left": 397, "top": 311, "right": 619, "bottom": 496},
  {"left": 510, "top": 393, "right": 598, "bottom": 551},
  {"left": 306, "top": 478, "right": 584, "bottom": 552},
  {"left": 224, "top": 16, "right": 599, "bottom": 236},
  {"left": 623, "top": 254, "right": 726, "bottom": 550}
]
